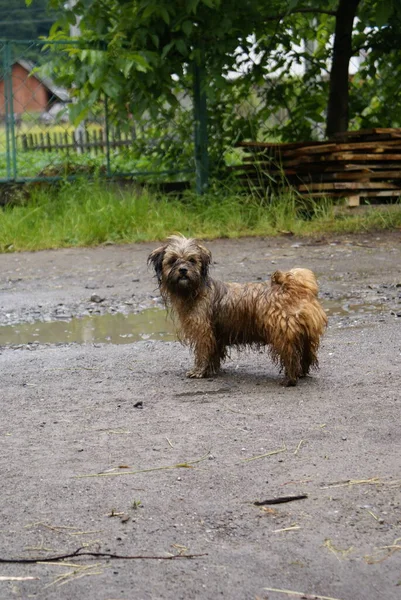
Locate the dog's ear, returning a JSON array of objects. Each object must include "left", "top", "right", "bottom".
[
  {"left": 196, "top": 242, "right": 212, "bottom": 278},
  {"left": 148, "top": 245, "right": 166, "bottom": 283}
]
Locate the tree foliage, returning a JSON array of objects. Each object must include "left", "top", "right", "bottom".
[{"left": 27, "top": 0, "right": 401, "bottom": 145}]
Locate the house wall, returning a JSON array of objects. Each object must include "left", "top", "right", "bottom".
[{"left": 0, "top": 63, "right": 49, "bottom": 116}]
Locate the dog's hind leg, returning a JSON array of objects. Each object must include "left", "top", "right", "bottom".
[
  {"left": 300, "top": 335, "right": 318, "bottom": 377},
  {"left": 269, "top": 321, "right": 303, "bottom": 386},
  {"left": 281, "top": 348, "right": 302, "bottom": 387}
]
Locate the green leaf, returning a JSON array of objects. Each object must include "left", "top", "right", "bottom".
[
  {"left": 375, "top": 0, "right": 394, "bottom": 27},
  {"left": 66, "top": 11, "right": 79, "bottom": 26},
  {"left": 101, "top": 79, "right": 121, "bottom": 99},
  {"left": 187, "top": 0, "right": 200, "bottom": 14},
  {"left": 181, "top": 20, "right": 193, "bottom": 36},
  {"left": 69, "top": 102, "right": 90, "bottom": 126},
  {"left": 130, "top": 53, "right": 151, "bottom": 72},
  {"left": 159, "top": 7, "right": 170, "bottom": 24},
  {"left": 87, "top": 89, "right": 100, "bottom": 105},
  {"left": 175, "top": 39, "right": 188, "bottom": 56},
  {"left": 161, "top": 41, "right": 175, "bottom": 59},
  {"left": 201, "top": 0, "right": 216, "bottom": 8},
  {"left": 123, "top": 60, "right": 135, "bottom": 78},
  {"left": 142, "top": 5, "right": 156, "bottom": 19}
]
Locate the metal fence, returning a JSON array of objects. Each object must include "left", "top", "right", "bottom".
[
  {"left": 2, "top": 38, "right": 367, "bottom": 195},
  {"left": 0, "top": 39, "right": 208, "bottom": 189}
]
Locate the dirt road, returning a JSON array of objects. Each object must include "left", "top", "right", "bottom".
[{"left": 1, "top": 232, "right": 400, "bottom": 600}]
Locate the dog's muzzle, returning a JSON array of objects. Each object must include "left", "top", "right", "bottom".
[{"left": 177, "top": 267, "right": 191, "bottom": 287}]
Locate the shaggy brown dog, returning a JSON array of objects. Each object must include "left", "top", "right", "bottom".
[{"left": 148, "top": 235, "right": 327, "bottom": 386}]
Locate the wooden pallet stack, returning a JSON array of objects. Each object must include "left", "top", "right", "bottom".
[{"left": 232, "top": 128, "right": 401, "bottom": 204}]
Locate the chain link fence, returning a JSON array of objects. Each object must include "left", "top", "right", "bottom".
[
  {"left": 2, "top": 38, "right": 394, "bottom": 194},
  {"left": 0, "top": 39, "right": 197, "bottom": 186}
]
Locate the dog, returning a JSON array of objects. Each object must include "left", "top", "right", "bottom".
[{"left": 148, "top": 235, "right": 327, "bottom": 386}]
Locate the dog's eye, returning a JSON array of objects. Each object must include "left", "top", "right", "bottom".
[
  {"left": 188, "top": 258, "right": 197, "bottom": 264},
  {"left": 167, "top": 257, "right": 176, "bottom": 266}
]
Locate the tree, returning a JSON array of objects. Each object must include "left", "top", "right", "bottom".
[
  {"left": 27, "top": 0, "right": 401, "bottom": 140},
  {"left": 324, "top": 0, "right": 361, "bottom": 136}
]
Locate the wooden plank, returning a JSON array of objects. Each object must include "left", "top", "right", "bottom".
[
  {"left": 292, "top": 170, "right": 401, "bottom": 182},
  {"left": 242, "top": 155, "right": 401, "bottom": 168},
  {"left": 331, "top": 127, "right": 401, "bottom": 138},
  {"left": 255, "top": 142, "right": 401, "bottom": 158},
  {"left": 296, "top": 182, "right": 400, "bottom": 192},
  {"left": 289, "top": 140, "right": 401, "bottom": 155},
  {"left": 345, "top": 195, "right": 361, "bottom": 207},
  {"left": 289, "top": 152, "right": 401, "bottom": 163},
  {"left": 281, "top": 153, "right": 401, "bottom": 166},
  {"left": 238, "top": 140, "right": 322, "bottom": 151},
  {"left": 299, "top": 190, "right": 401, "bottom": 198}
]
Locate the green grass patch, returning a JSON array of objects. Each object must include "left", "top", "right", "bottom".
[{"left": 0, "top": 179, "right": 400, "bottom": 252}]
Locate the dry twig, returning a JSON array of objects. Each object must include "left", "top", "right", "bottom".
[
  {"left": 74, "top": 450, "right": 210, "bottom": 478},
  {"left": 323, "top": 539, "right": 353, "bottom": 560},
  {"left": 263, "top": 587, "right": 344, "bottom": 600},
  {"left": 273, "top": 523, "right": 301, "bottom": 533},
  {"left": 0, "top": 547, "right": 207, "bottom": 564},
  {"left": 0, "top": 576, "right": 39, "bottom": 581},
  {"left": 293, "top": 439, "right": 306, "bottom": 455},
  {"left": 242, "top": 445, "right": 287, "bottom": 463},
  {"left": 364, "top": 537, "right": 401, "bottom": 564},
  {"left": 254, "top": 495, "right": 307, "bottom": 506}
]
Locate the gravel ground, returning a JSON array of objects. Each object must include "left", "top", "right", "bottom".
[{"left": 0, "top": 232, "right": 400, "bottom": 600}]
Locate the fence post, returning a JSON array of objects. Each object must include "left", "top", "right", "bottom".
[
  {"left": 104, "top": 95, "right": 112, "bottom": 177},
  {"left": 3, "top": 41, "right": 17, "bottom": 181},
  {"left": 193, "top": 55, "right": 209, "bottom": 194}
]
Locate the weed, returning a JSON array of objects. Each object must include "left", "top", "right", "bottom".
[{"left": 0, "top": 179, "right": 400, "bottom": 252}]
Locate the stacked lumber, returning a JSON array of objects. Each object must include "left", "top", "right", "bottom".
[{"left": 232, "top": 128, "right": 401, "bottom": 204}]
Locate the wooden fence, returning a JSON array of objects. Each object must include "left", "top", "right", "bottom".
[{"left": 19, "top": 127, "right": 136, "bottom": 155}]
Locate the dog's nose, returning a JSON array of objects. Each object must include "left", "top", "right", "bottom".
[{"left": 179, "top": 267, "right": 188, "bottom": 275}]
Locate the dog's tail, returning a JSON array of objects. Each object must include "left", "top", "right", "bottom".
[{"left": 271, "top": 268, "right": 319, "bottom": 296}]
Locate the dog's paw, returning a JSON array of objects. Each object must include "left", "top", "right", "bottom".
[
  {"left": 283, "top": 377, "right": 297, "bottom": 387},
  {"left": 186, "top": 368, "right": 209, "bottom": 379}
]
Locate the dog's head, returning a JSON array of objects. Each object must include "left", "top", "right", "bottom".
[{"left": 148, "top": 235, "right": 212, "bottom": 298}]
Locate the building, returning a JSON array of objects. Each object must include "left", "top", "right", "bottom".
[{"left": 0, "top": 59, "right": 70, "bottom": 121}]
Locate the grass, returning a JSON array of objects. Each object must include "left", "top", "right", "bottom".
[{"left": 0, "top": 179, "right": 400, "bottom": 252}]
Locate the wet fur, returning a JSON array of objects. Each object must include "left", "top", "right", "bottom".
[{"left": 148, "top": 235, "right": 327, "bottom": 386}]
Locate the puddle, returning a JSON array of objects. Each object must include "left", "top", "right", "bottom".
[
  {"left": 323, "top": 299, "right": 384, "bottom": 317},
  {"left": 0, "top": 299, "right": 385, "bottom": 347},
  {"left": 0, "top": 308, "right": 175, "bottom": 347}
]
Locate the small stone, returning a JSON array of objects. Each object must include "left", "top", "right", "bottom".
[{"left": 90, "top": 294, "right": 105, "bottom": 303}]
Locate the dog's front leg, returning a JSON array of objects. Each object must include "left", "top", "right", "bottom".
[{"left": 187, "top": 330, "right": 221, "bottom": 378}]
